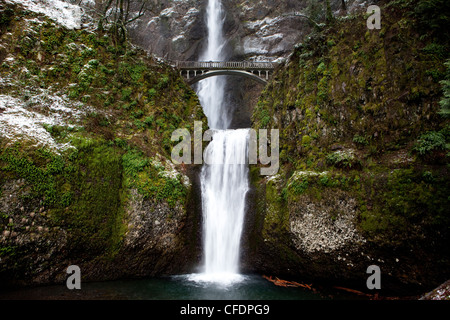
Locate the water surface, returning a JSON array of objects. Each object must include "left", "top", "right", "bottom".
[{"left": 0, "top": 274, "right": 329, "bottom": 300}]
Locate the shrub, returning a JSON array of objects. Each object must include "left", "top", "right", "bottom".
[
  {"left": 326, "top": 150, "right": 361, "bottom": 169},
  {"left": 413, "top": 131, "right": 447, "bottom": 156},
  {"left": 353, "top": 134, "right": 369, "bottom": 146},
  {"left": 148, "top": 88, "right": 157, "bottom": 99},
  {"left": 157, "top": 74, "right": 170, "bottom": 89},
  {"left": 439, "top": 60, "right": 450, "bottom": 117},
  {"left": 302, "top": 135, "right": 311, "bottom": 145}
]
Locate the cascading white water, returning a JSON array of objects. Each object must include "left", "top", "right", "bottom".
[
  {"left": 196, "top": 0, "right": 229, "bottom": 130},
  {"left": 191, "top": 0, "right": 250, "bottom": 285},
  {"left": 200, "top": 129, "right": 249, "bottom": 281}
]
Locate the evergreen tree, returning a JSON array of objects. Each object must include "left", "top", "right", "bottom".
[{"left": 439, "top": 60, "right": 450, "bottom": 117}]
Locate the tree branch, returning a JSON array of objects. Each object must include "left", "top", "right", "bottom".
[{"left": 283, "top": 12, "right": 322, "bottom": 28}]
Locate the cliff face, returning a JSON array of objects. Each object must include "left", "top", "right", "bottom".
[
  {"left": 128, "top": 0, "right": 310, "bottom": 62},
  {"left": 248, "top": 0, "right": 450, "bottom": 293},
  {"left": 0, "top": 0, "right": 205, "bottom": 287},
  {"left": 126, "top": 0, "right": 370, "bottom": 62}
]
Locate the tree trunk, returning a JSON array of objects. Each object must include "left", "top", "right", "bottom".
[{"left": 325, "top": 0, "right": 334, "bottom": 22}]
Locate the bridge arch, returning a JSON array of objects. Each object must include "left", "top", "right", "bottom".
[
  {"left": 186, "top": 70, "right": 267, "bottom": 85},
  {"left": 175, "top": 61, "right": 276, "bottom": 86}
]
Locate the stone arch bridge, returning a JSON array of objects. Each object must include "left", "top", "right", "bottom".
[{"left": 174, "top": 61, "right": 276, "bottom": 85}]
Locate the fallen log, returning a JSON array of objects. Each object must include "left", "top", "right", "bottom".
[
  {"left": 333, "top": 286, "right": 375, "bottom": 298},
  {"left": 262, "top": 275, "right": 314, "bottom": 291}
]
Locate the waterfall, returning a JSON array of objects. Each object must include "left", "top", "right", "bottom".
[
  {"left": 201, "top": 129, "right": 249, "bottom": 281},
  {"left": 196, "top": 0, "right": 229, "bottom": 130},
  {"left": 192, "top": 0, "right": 249, "bottom": 284}
]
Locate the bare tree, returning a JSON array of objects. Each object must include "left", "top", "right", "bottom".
[
  {"left": 284, "top": 0, "right": 339, "bottom": 29},
  {"left": 283, "top": 11, "right": 322, "bottom": 29},
  {"left": 324, "top": 0, "right": 334, "bottom": 22},
  {"left": 96, "top": 0, "right": 155, "bottom": 46}
]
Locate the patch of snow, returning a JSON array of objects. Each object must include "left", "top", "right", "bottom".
[
  {"left": 6, "top": 0, "right": 82, "bottom": 29},
  {"left": 160, "top": 7, "right": 177, "bottom": 18},
  {"left": 242, "top": 32, "right": 285, "bottom": 55},
  {"left": 79, "top": 0, "right": 95, "bottom": 6},
  {"left": 244, "top": 16, "right": 281, "bottom": 32},
  {"left": 172, "top": 34, "right": 185, "bottom": 42},
  {"left": 146, "top": 18, "right": 158, "bottom": 28},
  {"left": 0, "top": 93, "right": 86, "bottom": 152},
  {"left": 288, "top": 170, "right": 329, "bottom": 187},
  {"left": 272, "top": 56, "right": 286, "bottom": 64},
  {"left": 150, "top": 157, "right": 165, "bottom": 171},
  {"left": 151, "top": 154, "right": 190, "bottom": 187},
  {"left": 183, "top": 7, "right": 199, "bottom": 28},
  {"left": 242, "top": 38, "right": 268, "bottom": 55},
  {"left": 266, "top": 173, "right": 281, "bottom": 183},
  {"left": 2, "top": 54, "right": 16, "bottom": 65},
  {"left": 186, "top": 7, "right": 199, "bottom": 15},
  {"left": 0, "top": 77, "right": 13, "bottom": 88}
]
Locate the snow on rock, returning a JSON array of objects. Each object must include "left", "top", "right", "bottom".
[
  {"left": 0, "top": 93, "right": 87, "bottom": 152},
  {"left": 6, "top": 0, "right": 82, "bottom": 29},
  {"left": 151, "top": 154, "right": 191, "bottom": 188}
]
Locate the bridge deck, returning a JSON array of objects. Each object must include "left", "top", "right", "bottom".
[{"left": 175, "top": 61, "right": 275, "bottom": 70}]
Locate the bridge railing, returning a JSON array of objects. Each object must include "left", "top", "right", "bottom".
[{"left": 175, "top": 61, "right": 275, "bottom": 70}]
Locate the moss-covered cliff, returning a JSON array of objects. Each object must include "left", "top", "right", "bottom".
[
  {"left": 0, "top": 1, "right": 205, "bottom": 287},
  {"left": 248, "top": 0, "right": 449, "bottom": 294}
]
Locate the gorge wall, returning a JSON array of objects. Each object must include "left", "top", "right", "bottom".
[
  {"left": 247, "top": 0, "right": 449, "bottom": 294},
  {"left": 0, "top": 0, "right": 205, "bottom": 287}
]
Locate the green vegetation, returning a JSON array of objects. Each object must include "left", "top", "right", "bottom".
[
  {"left": 0, "top": 139, "right": 125, "bottom": 256},
  {"left": 253, "top": 0, "right": 449, "bottom": 169},
  {"left": 358, "top": 168, "right": 450, "bottom": 244},
  {"left": 353, "top": 134, "right": 369, "bottom": 146},
  {"left": 251, "top": 0, "right": 450, "bottom": 255},
  {"left": 439, "top": 60, "right": 450, "bottom": 117},
  {"left": 413, "top": 128, "right": 448, "bottom": 156},
  {"left": 0, "top": 5, "right": 204, "bottom": 160},
  {"left": 122, "top": 149, "right": 188, "bottom": 208},
  {"left": 0, "top": 2, "right": 205, "bottom": 278},
  {"left": 326, "top": 150, "right": 361, "bottom": 169}
]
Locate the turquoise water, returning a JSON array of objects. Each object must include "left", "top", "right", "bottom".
[{"left": 0, "top": 274, "right": 336, "bottom": 300}]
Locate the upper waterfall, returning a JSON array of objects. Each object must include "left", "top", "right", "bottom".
[{"left": 196, "top": 0, "right": 229, "bottom": 130}]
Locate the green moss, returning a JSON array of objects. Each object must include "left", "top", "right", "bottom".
[
  {"left": 262, "top": 176, "right": 290, "bottom": 240},
  {"left": 247, "top": 1, "right": 450, "bottom": 282},
  {"left": 288, "top": 177, "right": 309, "bottom": 196},
  {"left": 0, "top": 146, "right": 64, "bottom": 206},
  {"left": 55, "top": 139, "right": 125, "bottom": 255},
  {"left": 0, "top": 139, "right": 126, "bottom": 256},
  {"left": 122, "top": 149, "right": 188, "bottom": 208},
  {"left": 302, "top": 135, "right": 311, "bottom": 145},
  {"left": 326, "top": 150, "right": 361, "bottom": 169},
  {"left": 358, "top": 168, "right": 450, "bottom": 244}
]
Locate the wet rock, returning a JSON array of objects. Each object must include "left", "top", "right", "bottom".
[
  {"left": 289, "top": 193, "right": 366, "bottom": 254},
  {"left": 420, "top": 280, "right": 450, "bottom": 300}
]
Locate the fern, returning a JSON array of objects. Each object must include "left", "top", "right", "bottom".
[{"left": 439, "top": 60, "right": 450, "bottom": 117}]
